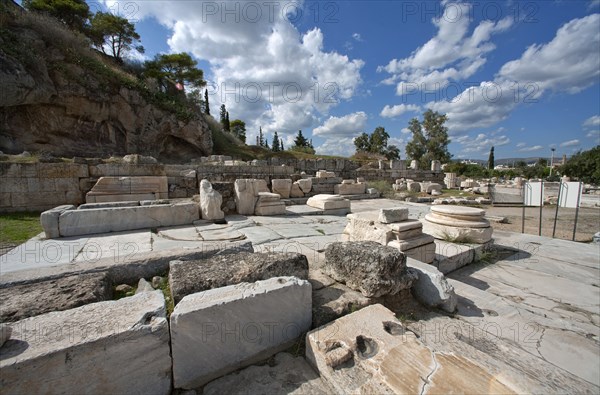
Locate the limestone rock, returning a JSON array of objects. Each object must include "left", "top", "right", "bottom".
[
  {"left": 405, "top": 257, "right": 457, "bottom": 312},
  {"left": 136, "top": 278, "right": 155, "bottom": 294},
  {"left": 290, "top": 182, "right": 304, "bottom": 198},
  {"left": 312, "top": 283, "right": 374, "bottom": 328},
  {"left": 0, "top": 323, "right": 12, "bottom": 347},
  {"left": 199, "top": 179, "right": 225, "bottom": 221},
  {"left": 407, "top": 181, "right": 421, "bottom": 192},
  {"left": 426, "top": 183, "right": 443, "bottom": 194},
  {"left": 40, "top": 204, "right": 75, "bottom": 238},
  {"left": 271, "top": 179, "right": 292, "bottom": 198},
  {"left": 297, "top": 178, "right": 312, "bottom": 193},
  {"left": 334, "top": 183, "right": 366, "bottom": 195},
  {"left": 86, "top": 176, "right": 169, "bottom": 203},
  {"left": 170, "top": 277, "right": 312, "bottom": 389},
  {"left": 0, "top": 273, "right": 112, "bottom": 323},
  {"left": 116, "top": 284, "right": 134, "bottom": 293},
  {"left": 422, "top": 220, "right": 493, "bottom": 244},
  {"left": 323, "top": 241, "right": 416, "bottom": 298},
  {"left": 378, "top": 207, "right": 408, "bottom": 224},
  {"left": 234, "top": 179, "right": 269, "bottom": 215},
  {"left": 168, "top": 252, "right": 309, "bottom": 303},
  {"left": 0, "top": 291, "right": 172, "bottom": 394},
  {"left": 122, "top": 154, "right": 158, "bottom": 164}
]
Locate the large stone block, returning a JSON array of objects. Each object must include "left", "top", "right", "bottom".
[
  {"left": 0, "top": 291, "right": 172, "bottom": 395},
  {"left": 254, "top": 202, "right": 286, "bottom": 216},
  {"left": 86, "top": 176, "right": 168, "bottom": 203},
  {"left": 234, "top": 179, "right": 269, "bottom": 215},
  {"left": 306, "top": 304, "right": 515, "bottom": 394},
  {"left": 168, "top": 252, "right": 309, "bottom": 303},
  {"left": 271, "top": 179, "right": 292, "bottom": 198},
  {"left": 58, "top": 201, "right": 199, "bottom": 237},
  {"left": 378, "top": 207, "right": 408, "bottom": 224},
  {"left": 297, "top": 178, "right": 312, "bottom": 193},
  {"left": 170, "top": 277, "right": 312, "bottom": 389},
  {"left": 0, "top": 272, "right": 112, "bottom": 323},
  {"left": 422, "top": 220, "right": 493, "bottom": 244},
  {"left": 334, "top": 183, "right": 366, "bottom": 195},
  {"left": 306, "top": 194, "right": 350, "bottom": 210},
  {"left": 40, "top": 204, "right": 75, "bottom": 238},
  {"left": 290, "top": 182, "right": 304, "bottom": 198},
  {"left": 323, "top": 241, "right": 416, "bottom": 298}
]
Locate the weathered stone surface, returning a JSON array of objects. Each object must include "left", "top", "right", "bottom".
[
  {"left": 388, "top": 233, "right": 435, "bottom": 250},
  {"left": 334, "top": 183, "right": 366, "bottom": 195},
  {"left": 86, "top": 176, "right": 169, "bottom": 203},
  {"left": 407, "top": 181, "right": 421, "bottom": 192},
  {"left": 306, "top": 304, "right": 517, "bottom": 394},
  {"left": 422, "top": 220, "right": 493, "bottom": 244},
  {"left": 0, "top": 291, "right": 172, "bottom": 394},
  {"left": 40, "top": 204, "right": 75, "bottom": 238},
  {"left": 297, "top": 178, "right": 312, "bottom": 193},
  {"left": 426, "top": 182, "right": 443, "bottom": 193},
  {"left": 199, "top": 179, "right": 225, "bottom": 221},
  {"left": 290, "top": 182, "right": 304, "bottom": 198},
  {"left": 0, "top": 273, "right": 112, "bottom": 323},
  {"left": 323, "top": 241, "right": 415, "bottom": 298},
  {"left": 168, "top": 252, "right": 309, "bottom": 303},
  {"left": 234, "top": 179, "right": 269, "bottom": 215},
  {"left": 203, "top": 352, "right": 333, "bottom": 395},
  {"left": 425, "top": 213, "right": 490, "bottom": 228},
  {"left": 170, "top": 277, "right": 312, "bottom": 389},
  {"left": 378, "top": 207, "right": 409, "bottom": 224},
  {"left": 57, "top": 201, "right": 199, "bottom": 237},
  {"left": 312, "top": 283, "right": 374, "bottom": 328},
  {"left": 397, "top": 241, "right": 436, "bottom": 264},
  {"left": 0, "top": 323, "right": 12, "bottom": 347},
  {"left": 431, "top": 205, "right": 485, "bottom": 217},
  {"left": 272, "top": 179, "right": 292, "bottom": 198},
  {"left": 136, "top": 278, "right": 154, "bottom": 294},
  {"left": 306, "top": 194, "right": 350, "bottom": 210},
  {"left": 405, "top": 257, "right": 457, "bottom": 312}
]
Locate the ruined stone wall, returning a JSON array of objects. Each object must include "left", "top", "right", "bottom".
[{"left": 0, "top": 160, "right": 443, "bottom": 212}]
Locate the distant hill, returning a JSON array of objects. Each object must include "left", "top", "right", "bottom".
[{"left": 458, "top": 157, "right": 555, "bottom": 166}]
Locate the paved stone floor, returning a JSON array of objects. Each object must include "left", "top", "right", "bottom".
[{"left": 1, "top": 198, "right": 598, "bottom": 392}]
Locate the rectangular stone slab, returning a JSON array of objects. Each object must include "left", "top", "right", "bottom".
[
  {"left": 170, "top": 277, "right": 312, "bottom": 389},
  {"left": 168, "top": 252, "right": 309, "bottom": 304},
  {"left": 0, "top": 291, "right": 171, "bottom": 395},
  {"left": 57, "top": 202, "right": 199, "bottom": 237}
]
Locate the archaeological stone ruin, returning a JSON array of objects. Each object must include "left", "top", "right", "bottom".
[{"left": 0, "top": 156, "right": 598, "bottom": 395}]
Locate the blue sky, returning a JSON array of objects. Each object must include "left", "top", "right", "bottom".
[{"left": 95, "top": 0, "right": 599, "bottom": 159}]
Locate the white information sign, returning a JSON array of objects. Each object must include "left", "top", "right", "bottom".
[
  {"left": 558, "top": 182, "right": 582, "bottom": 208},
  {"left": 524, "top": 182, "right": 544, "bottom": 207}
]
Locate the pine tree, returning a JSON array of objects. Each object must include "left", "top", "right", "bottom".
[
  {"left": 272, "top": 132, "right": 280, "bottom": 152},
  {"left": 258, "top": 127, "right": 264, "bottom": 147},
  {"left": 219, "top": 104, "right": 227, "bottom": 130},
  {"left": 294, "top": 130, "right": 308, "bottom": 148},
  {"left": 281, "top": 141, "right": 285, "bottom": 151},
  {"left": 224, "top": 111, "right": 230, "bottom": 131},
  {"left": 204, "top": 89, "right": 210, "bottom": 116},
  {"left": 265, "top": 141, "right": 270, "bottom": 150},
  {"left": 488, "top": 146, "right": 495, "bottom": 170}
]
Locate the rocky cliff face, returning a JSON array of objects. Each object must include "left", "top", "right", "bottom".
[{"left": 0, "top": 8, "right": 212, "bottom": 162}]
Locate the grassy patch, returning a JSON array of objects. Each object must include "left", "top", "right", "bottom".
[
  {"left": 0, "top": 212, "right": 43, "bottom": 244},
  {"left": 367, "top": 180, "right": 394, "bottom": 198},
  {"left": 439, "top": 230, "right": 476, "bottom": 244},
  {"left": 475, "top": 249, "right": 498, "bottom": 265}
]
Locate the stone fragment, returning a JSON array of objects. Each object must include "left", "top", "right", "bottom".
[
  {"left": 378, "top": 207, "right": 408, "bottom": 224},
  {"left": 86, "top": 176, "right": 168, "bottom": 203},
  {"left": 0, "top": 291, "right": 172, "bottom": 395},
  {"left": 40, "top": 205, "right": 75, "bottom": 239},
  {"left": 397, "top": 241, "right": 436, "bottom": 264},
  {"left": 323, "top": 241, "right": 415, "bottom": 298},
  {"left": 422, "top": 221, "right": 493, "bottom": 244},
  {"left": 115, "top": 284, "right": 134, "bottom": 293},
  {"left": 199, "top": 179, "right": 225, "bottom": 221},
  {"left": 407, "top": 181, "right": 421, "bottom": 192},
  {"left": 0, "top": 273, "right": 112, "bottom": 323},
  {"left": 426, "top": 183, "right": 443, "bottom": 194},
  {"left": 170, "top": 277, "right": 312, "bottom": 389},
  {"left": 168, "top": 252, "right": 309, "bottom": 303},
  {"left": 306, "top": 304, "right": 516, "bottom": 394},
  {"left": 234, "top": 179, "right": 269, "bottom": 215},
  {"left": 405, "top": 257, "right": 457, "bottom": 312},
  {"left": 152, "top": 276, "right": 166, "bottom": 289},
  {"left": 312, "top": 283, "right": 374, "bottom": 328},
  {"left": 297, "top": 178, "right": 312, "bottom": 193},
  {"left": 341, "top": 179, "right": 355, "bottom": 184},
  {"left": 271, "top": 179, "right": 292, "bottom": 198},
  {"left": 334, "top": 183, "right": 366, "bottom": 195},
  {"left": 0, "top": 323, "right": 12, "bottom": 347},
  {"left": 136, "top": 278, "right": 155, "bottom": 294}
]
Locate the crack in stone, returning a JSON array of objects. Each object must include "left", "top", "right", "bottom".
[{"left": 419, "top": 351, "right": 439, "bottom": 395}]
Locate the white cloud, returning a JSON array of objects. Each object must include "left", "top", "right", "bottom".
[
  {"left": 378, "top": 2, "right": 512, "bottom": 94},
  {"left": 498, "top": 14, "right": 600, "bottom": 94},
  {"left": 518, "top": 145, "right": 543, "bottom": 152},
  {"left": 380, "top": 104, "right": 421, "bottom": 118},
  {"left": 401, "top": 127, "right": 411, "bottom": 134},
  {"left": 112, "top": 1, "right": 364, "bottom": 143},
  {"left": 316, "top": 137, "right": 355, "bottom": 157},
  {"left": 456, "top": 133, "right": 510, "bottom": 154},
  {"left": 352, "top": 33, "right": 363, "bottom": 42},
  {"left": 560, "top": 139, "right": 580, "bottom": 147},
  {"left": 312, "top": 112, "right": 367, "bottom": 137},
  {"left": 427, "top": 14, "right": 600, "bottom": 134},
  {"left": 516, "top": 142, "right": 526, "bottom": 148},
  {"left": 583, "top": 115, "right": 600, "bottom": 128}
]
